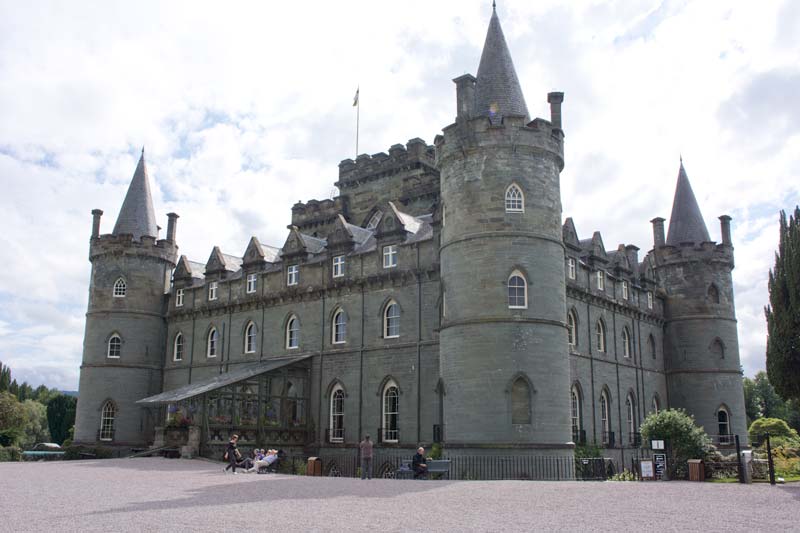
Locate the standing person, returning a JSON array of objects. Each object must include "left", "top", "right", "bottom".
[
  {"left": 224, "top": 434, "right": 240, "bottom": 474},
  {"left": 359, "top": 435, "right": 373, "bottom": 480},
  {"left": 412, "top": 446, "right": 428, "bottom": 479}
]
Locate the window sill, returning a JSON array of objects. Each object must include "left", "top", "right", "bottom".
[
  {"left": 384, "top": 335, "right": 400, "bottom": 340},
  {"left": 332, "top": 341, "right": 346, "bottom": 345}
]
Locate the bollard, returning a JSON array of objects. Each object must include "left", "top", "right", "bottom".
[{"left": 735, "top": 435, "right": 744, "bottom": 484}]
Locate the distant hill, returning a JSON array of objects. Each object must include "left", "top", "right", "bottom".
[{"left": 60, "top": 390, "right": 79, "bottom": 398}]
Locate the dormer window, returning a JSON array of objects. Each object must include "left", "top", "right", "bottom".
[
  {"left": 383, "top": 245, "right": 397, "bottom": 268},
  {"left": 287, "top": 265, "right": 299, "bottom": 286},
  {"left": 622, "top": 281, "right": 629, "bottom": 300},
  {"left": 246, "top": 273, "right": 257, "bottom": 294},
  {"left": 596, "top": 271, "right": 605, "bottom": 291},
  {"left": 113, "top": 278, "right": 126, "bottom": 298},
  {"left": 505, "top": 184, "right": 524, "bottom": 212},
  {"left": 208, "top": 281, "right": 218, "bottom": 301},
  {"left": 567, "top": 258, "right": 576, "bottom": 280},
  {"left": 366, "top": 210, "right": 383, "bottom": 230},
  {"left": 175, "top": 288, "right": 184, "bottom": 307},
  {"left": 333, "top": 255, "right": 345, "bottom": 278}
]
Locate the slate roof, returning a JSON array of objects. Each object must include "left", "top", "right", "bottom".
[
  {"left": 112, "top": 150, "right": 159, "bottom": 240},
  {"left": 188, "top": 261, "right": 206, "bottom": 278},
  {"left": 299, "top": 234, "right": 328, "bottom": 254},
  {"left": 473, "top": 7, "right": 529, "bottom": 122},
  {"left": 666, "top": 161, "right": 711, "bottom": 246}
]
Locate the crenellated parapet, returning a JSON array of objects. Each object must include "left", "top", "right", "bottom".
[
  {"left": 290, "top": 196, "right": 349, "bottom": 233},
  {"left": 337, "top": 138, "right": 436, "bottom": 187},
  {"left": 89, "top": 232, "right": 178, "bottom": 265}
]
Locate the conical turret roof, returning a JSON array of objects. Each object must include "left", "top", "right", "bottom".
[
  {"left": 666, "top": 161, "right": 710, "bottom": 246},
  {"left": 473, "top": 5, "right": 529, "bottom": 122},
  {"left": 113, "top": 149, "right": 159, "bottom": 240}
]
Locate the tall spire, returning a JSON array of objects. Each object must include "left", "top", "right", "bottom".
[
  {"left": 473, "top": 5, "right": 529, "bottom": 122},
  {"left": 666, "top": 160, "right": 710, "bottom": 246},
  {"left": 113, "top": 149, "right": 159, "bottom": 240}
]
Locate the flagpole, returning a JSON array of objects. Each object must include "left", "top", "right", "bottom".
[{"left": 356, "top": 90, "right": 360, "bottom": 158}]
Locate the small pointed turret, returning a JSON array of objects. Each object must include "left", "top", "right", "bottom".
[
  {"left": 473, "top": 5, "right": 529, "bottom": 122},
  {"left": 113, "top": 149, "right": 159, "bottom": 240},
  {"left": 666, "top": 160, "right": 710, "bottom": 246}
]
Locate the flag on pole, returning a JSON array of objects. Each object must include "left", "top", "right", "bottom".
[{"left": 353, "top": 87, "right": 359, "bottom": 107}]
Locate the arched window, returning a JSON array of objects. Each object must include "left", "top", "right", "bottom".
[
  {"left": 332, "top": 309, "right": 347, "bottom": 344},
  {"left": 384, "top": 301, "right": 400, "bottom": 338},
  {"left": 567, "top": 309, "right": 578, "bottom": 348},
  {"left": 508, "top": 271, "right": 527, "bottom": 309},
  {"left": 648, "top": 334, "right": 657, "bottom": 359},
  {"left": 622, "top": 327, "right": 632, "bottom": 358},
  {"left": 244, "top": 322, "right": 256, "bottom": 354},
  {"left": 113, "top": 278, "right": 127, "bottom": 297},
  {"left": 173, "top": 333, "right": 184, "bottom": 362},
  {"left": 511, "top": 377, "right": 531, "bottom": 425},
  {"left": 107, "top": 334, "right": 121, "bottom": 359},
  {"left": 718, "top": 408, "right": 730, "bottom": 438},
  {"left": 382, "top": 381, "right": 399, "bottom": 442},
  {"left": 571, "top": 385, "right": 582, "bottom": 441},
  {"left": 710, "top": 338, "right": 725, "bottom": 359},
  {"left": 600, "top": 391, "right": 611, "bottom": 445},
  {"left": 595, "top": 320, "right": 606, "bottom": 353},
  {"left": 207, "top": 328, "right": 218, "bottom": 358},
  {"left": 330, "top": 385, "right": 344, "bottom": 442},
  {"left": 708, "top": 284, "right": 720, "bottom": 304},
  {"left": 505, "top": 183, "right": 524, "bottom": 212},
  {"left": 626, "top": 393, "right": 636, "bottom": 445},
  {"left": 286, "top": 316, "right": 299, "bottom": 349},
  {"left": 99, "top": 401, "right": 115, "bottom": 441},
  {"left": 651, "top": 395, "right": 660, "bottom": 415}
]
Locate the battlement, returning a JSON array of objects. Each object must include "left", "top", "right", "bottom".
[
  {"left": 291, "top": 196, "right": 348, "bottom": 231},
  {"left": 336, "top": 138, "right": 436, "bottom": 188},
  {"left": 655, "top": 240, "right": 734, "bottom": 267},
  {"left": 90, "top": 233, "right": 178, "bottom": 263}
]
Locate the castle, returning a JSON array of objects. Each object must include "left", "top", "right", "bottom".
[{"left": 74, "top": 6, "right": 747, "bottom": 471}]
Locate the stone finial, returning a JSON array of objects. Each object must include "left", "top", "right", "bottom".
[
  {"left": 719, "top": 215, "right": 732, "bottom": 246},
  {"left": 651, "top": 217, "right": 666, "bottom": 248},
  {"left": 91, "top": 209, "right": 103, "bottom": 238}
]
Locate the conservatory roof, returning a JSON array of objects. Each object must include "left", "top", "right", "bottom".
[{"left": 136, "top": 355, "right": 312, "bottom": 405}]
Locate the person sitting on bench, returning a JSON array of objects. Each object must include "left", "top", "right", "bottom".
[
  {"left": 412, "top": 446, "right": 428, "bottom": 479},
  {"left": 254, "top": 449, "right": 279, "bottom": 472}
]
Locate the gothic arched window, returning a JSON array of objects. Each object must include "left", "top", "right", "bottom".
[
  {"left": 508, "top": 271, "right": 527, "bottom": 309},
  {"left": 99, "top": 401, "right": 115, "bottom": 441},
  {"left": 286, "top": 316, "right": 299, "bottom": 349},
  {"left": 595, "top": 320, "right": 606, "bottom": 353},
  {"left": 571, "top": 385, "right": 582, "bottom": 440},
  {"left": 330, "top": 384, "right": 344, "bottom": 442},
  {"left": 600, "top": 390, "right": 611, "bottom": 445},
  {"left": 173, "top": 332, "right": 184, "bottom": 362},
  {"left": 384, "top": 301, "right": 400, "bottom": 338},
  {"left": 207, "top": 327, "right": 218, "bottom": 358},
  {"left": 382, "top": 380, "right": 399, "bottom": 442},
  {"left": 718, "top": 407, "right": 730, "bottom": 438},
  {"left": 626, "top": 393, "right": 636, "bottom": 444},
  {"left": 505, "top": 183, "right": 524, "bottom": 213},
  {"left": 332, "top": 308, "right": 347, "bottom": 344},
  {"left": 622, "top": 327, "right": 632, "bottom": 358},
  {"left": 107, "top": 334, "right": 121, "bottom": 359},
  {"left": 511, "top": 377, "right": 531, "bottom": 425},
  {"left": 567, "top": 309, "right": 578, "bottom": 348},
  {"left": 244, "top": 322, "right": 257, "bottom": 354},
  {"left": 113, "top": 278, "right": 127, "bottom": 298}
]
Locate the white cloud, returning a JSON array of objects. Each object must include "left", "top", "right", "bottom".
[{"left": 0, "top": 0, "right": 796, "bottom": 388}]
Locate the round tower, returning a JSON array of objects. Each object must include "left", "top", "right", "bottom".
[
  {"left": 653, "top": 162, "right": 747, "bottom": 445},
  {"left": 74, "top": 151, "right": 178, "bottom": 448},
  {"left": 435, "top": 7, "right": 571, "bottom": 454}
]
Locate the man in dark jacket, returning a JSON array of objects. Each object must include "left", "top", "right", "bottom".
[
  {"left": 224, "top": 434, "right": 240, "bottom": 474},
  {"left": 412, "top": 446, "right": 428, "bottom": 479}
]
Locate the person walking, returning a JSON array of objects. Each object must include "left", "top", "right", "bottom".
[
  {"left": 359, "top": 435, "right": 373, "bottom": 480},
  {"left": 224, "top": 434, "right": 241, "bottom": 474}
]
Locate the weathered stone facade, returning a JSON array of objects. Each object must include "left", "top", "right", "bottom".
[{"left": 74, "top": 7, "right": 747, "bottom": 465}]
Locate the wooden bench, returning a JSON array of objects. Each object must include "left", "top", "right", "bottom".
[{"left": 396, "top": 459, "right": 451, "bottom": 479}]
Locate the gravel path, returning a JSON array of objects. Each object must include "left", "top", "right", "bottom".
[{"left": 1, "top": 458, "right": 798, "bottom": 532}]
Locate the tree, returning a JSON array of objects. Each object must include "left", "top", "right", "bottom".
[
  {"left": 641, "top": 409, "right": 710, "bottom": 479},
  {"left": 8, "top": 379, "right": 18, "bottom": 397},
  {"left": 749, "top": 417, "right": 800, "bottom": 447},
  {"left": 743, "top": 376, "right": 759, "bottom": 425},
  {"left": 0, "top": 392, "right": 26, "bottom": 446},
  {"left": 46, "top": 394, "right": 77, "bottom": 445},
  {"left": 19, "top": 399, "right": 50, "bottom": 447},
  {"left": 0, "top": 362, "right": 10, "bottom": 392},
  {"left": 765, "top": 206, "right": 800, "bottom": 401}
]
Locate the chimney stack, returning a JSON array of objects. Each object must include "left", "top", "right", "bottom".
[
  {"left": 91, "top": 209, "right": 103, "bottom": 238},
  {"left": 547, "top": 92, "right": 564, "bottom": 130},
  {"left": 719, "top": 215, "right": 732, "bottom": 246},
  {"left": 651, "top": 217, "right": 666, "bottom": 248},
  {"left": 166, "top": 213, "right": 179, "bottom": 243},
  {"left": 453, "top": 74, "right": 476, "bottom": 121}
]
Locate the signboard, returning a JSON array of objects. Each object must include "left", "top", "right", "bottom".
[
  {"left": 640, "top": 460, "right": 655, "bottom": 480},
  {"left": 651, "top": 440, "right": 665, "bottom": 450},
  {"left": 653, "top": 453, "right": 667, "bottom": 480}
]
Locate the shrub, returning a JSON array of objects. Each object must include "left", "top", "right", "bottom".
[
  {"left": 0, "top": 446, "right": 22, "bottom": 462},
  {"left": 430, "top": 443, "right": 443, "bottom": 460},
  {"left": 63, "top": 445, "right": 114, "bottom": 460},
  {"left": 641, "top": 408, "right": 710, "bottom": 479},
  {"left": 609, "top": 468, "right": 637, "bottom": 481},
  {"left": 749, "top": 418, "right": 800, "bottom": 445}
]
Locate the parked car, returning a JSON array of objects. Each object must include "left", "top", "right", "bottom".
[{"left": 31, "top": 443, "right": 62, "bottom": 451}]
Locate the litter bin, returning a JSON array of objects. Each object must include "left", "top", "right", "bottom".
[
  {"left": 688, "top": 459, "right": 705, "bottom": 481},
  {"left": 307, "top": 457, "right": 322, "bottom": 476}
]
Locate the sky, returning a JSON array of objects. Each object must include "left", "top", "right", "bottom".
[{"left": 0, "top": 0, "right": 798, "bottom": 391}]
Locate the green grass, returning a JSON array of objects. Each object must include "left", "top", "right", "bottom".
[{"left": 709, "top": 475, "right": 800, "bottom": 483}]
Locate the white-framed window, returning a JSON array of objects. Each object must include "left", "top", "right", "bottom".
[
  {"left": 207, "top": 327, "right": 218, "bottom": 358},
  {"left": 113, "top": 278, "right": 127, "bottom": 298},
  {"left": 330, "top": 385, "right": 344, "bottom": 443},
  {"left": 383, "top": 245, "right": 397, "bottom": 268},
  {"left": 647, "top": 291, "right": 654, "bottom": 309},
  {"left": 651, "top": 395, "right": 660, "bottom": 415},
  {"left": 626, "top": 393, "right": 636, "bottom": 443},
  {"left": 382, "top": 380, "right": 399, "bottom": 442},
  {"left": 287, "top": 265, "right": 299, "bottom": 286},
  {"left": 175, "top": 288, "right": 184, "bottom": 307},
  {"left": 505, "top": 183, "right": 524, "bottom": 212},
  {"left": 286, "top": 316, "right": 299, "bottom": 349},
  {"left": 571, "top": 386, "right": 582, "bottom": 438},
  {"left": 244, "top": 322, "right": 256, "bottom": 354},
  {"left": 384, "top": 301, "right": 400, "bottom": 338},
  {"left": 567, "top": 309, "right": 578, "bottom": 348},
  {"left": 246, "top": 273, "right": 257, "bottom": 294},
  {"left": 332, "top": 308, "right": 347, "bottom": 344},
  {"left": 595, "top": 320, "right": 606, "bottom": 353},
  {"left": 442, "top": 204, "right": 446, "bottom": 228},
  {"left": 718, "top": 408, "right": 731, "bottom": 441},
  {"left": 208, "top": 281, "right": 218, "bottom": 301},
  {"left": 442, "top": 291, "right": 446, "bottom": 318},
  {"left": 173, "top": 333, "right": 184, "bottom": 362},
  {"left": 107, "top": 334, "right": 121, "bottom": 359},
  {"left": 508, "top": 271, "right": 527, "bottom": 309},
  {"left": 567, "top": 257, "right": 576, "bottom": 280},
  {"left": 601, "top": 391, "right": 610, "bottom": 445},
  {"left": 622, "top": 280, "right": 629, "bottom": 300},
  {"left": 622, "top": 327, "right": 632, "bottom": 358},
  {"left": 511, "top": 377, "right": 532, "bottom": 425},
  {"left": 366, "top": 210, "right": 383, "bottom": 230},
  {"left": 332, "top": 255, "right": 345, "bottom": 278},
  {"left": 596, "top": 270, "right": 605, "bottom": 291},
  {"left": 99, "top": 401, "right": 115, "bottom": 441}
]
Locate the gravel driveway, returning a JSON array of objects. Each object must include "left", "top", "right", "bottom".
[{"left": 1, "top": 458, "right": 797, "bottom": 532}]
